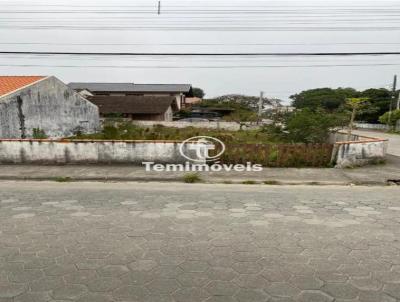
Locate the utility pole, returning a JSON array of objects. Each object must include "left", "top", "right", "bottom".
[
  {"left": 258, "top": 91, "right": 263, "bottom": 124},
  {"left": 157, "top": 1, "right": 161, "bottom": 15},
  {"left": 397, "top": 89, "right": 400, "bottom": 110},
  {"left": 388, "top": 75, "right": 397, "bottom": 127},
  {"left": 258, "top": 91, "right": 264, "bottom": 116}
]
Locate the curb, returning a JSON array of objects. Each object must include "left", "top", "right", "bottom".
[{"left": 0, "top": 176, "right": 391, "bottom": 186}]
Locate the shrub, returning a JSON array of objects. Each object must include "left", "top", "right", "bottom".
[
  {"left": 263, "top": 109, "right": 346, "bottom": 143},
  {"left": 182, "top": 173, "right": 202, "bottom": 183},
  {"left": 102, "top": 125, "right": 120, "bottom": 139},
  {"left": 32, "top": 128, "right": 48, "bottom": 139},
  {"left": 379, "top": 109, "right": 400, "bottom": 127},
  {"left": 72, "top": 126, "right": 85, "bottom": 137},
  {"left": 54, "top": 176, "right": 72, "bottom": 182},
  {"left": 241, "top": 180, "right": 257, "bottom": 185},
  {"left": 263, "top": 180, "right": 279, "bottom": 185},
  {"left": 285, "top": 109, "right": 345, "bottom": 143}
]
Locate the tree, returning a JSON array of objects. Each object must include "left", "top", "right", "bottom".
[
  {"left": 290, "top": 87, "right": 395, "bottom": 122},
  {"left": 346, "top": 97, "right": 369, "bottom": 138},
  {"left": 288, "top": 109, "right": 346, "bottom": 143},
  {"left": 379, "top": 109, "right": 400, "bottom": 127},
  {"left": 357, "top": 88, "right": 392, "bottom": 123},
  {"left": 290, "top": 88, "right": 358, "bottom": 111},
  {"left": 192, "top": 87, "right": 205, "bottom": 98},
  {"left": 200, "top": 99, "right": 254, "bottom": 112},
  {"left": 264, "top": 109, "right": 347, "bottom": 143},
  {"left": 206, "top": 94, "right": 276, "bottom": 112}
]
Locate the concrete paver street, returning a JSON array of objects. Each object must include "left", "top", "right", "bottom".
[{"left": 1, "top": 182, "right": 400, "bottom": 301}]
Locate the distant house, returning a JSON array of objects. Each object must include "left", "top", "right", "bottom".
[
  {"left": 0, "top": 76, "right": 99, "bottom": 138},
  {"left": 184, "top": 97, "right": 203, "bottom": 107},
  {"left": 68, "top": 82, "right": 193, "bottom": 110},
  {"left": 88, "top": 95, "right": 178, "bottom": 121}
]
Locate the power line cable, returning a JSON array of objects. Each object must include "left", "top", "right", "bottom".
[
  {"left": 2, "top": 10, "right": 400, "bottom": 14},
  {"left": 1, "top": 51, "right": 400, "bottom": 56},
  {"left": 1, "top": 42, "right": 399, "bottom": 46},
  {"left": 1, "top": 62, "right": 400, "bottom": 69},
  {"left": 2, "top": 25, "right": 400, "bottom": 31}
]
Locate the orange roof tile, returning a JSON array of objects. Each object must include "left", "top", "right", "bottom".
[{"left": 0, "top": 76, "right": 46, "bottom": 97}]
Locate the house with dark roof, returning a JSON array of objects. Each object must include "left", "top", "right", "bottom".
[
  {"left": 0, "top": 76, "right": 99, "bottom": 138},
  {"left": 88, "top": 95, "right": 178, "bottom": 121},
  {"left": 68, "top": 82, "right": 193, "bottom": 110}
]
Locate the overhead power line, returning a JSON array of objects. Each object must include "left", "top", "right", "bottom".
[
  {"left": 1, "top": 63, "right": 400, "bottom": 69},
  {"left": 1, "top": 42, "right": 400, "bottom": 46},
  {"left": 1, "top": 51, "right": 400, "bottom": 56},
  {"left": 2, "top": 9, "right": 400, "bottom": 13},
  {"left": 2, "top": 3, "right": 400, "bottom": 8},
  {"left": 2, "top": 25, "right": 400, "bottom": 31}
]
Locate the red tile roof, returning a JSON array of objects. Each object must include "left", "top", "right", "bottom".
[{"left": 0, "top": 76, "right": 46, "bottom": 97}]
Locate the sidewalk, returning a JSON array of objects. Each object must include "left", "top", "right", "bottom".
[{"left": 0, "top": 155, "right": 399, "bottom": 185}]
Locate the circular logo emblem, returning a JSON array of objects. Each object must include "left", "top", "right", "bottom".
[{"left": 179, "top": 136, "right": 225, "bottom": 162}]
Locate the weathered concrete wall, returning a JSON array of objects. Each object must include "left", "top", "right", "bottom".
[
  {"left": 0, "top": 139, "right": 201, "bottom": 164},
  {"left": 354, "top": 122, "right": 400, "bottom": 131},
  {"left": 133, "top": 120, "right": 262, "bottom": 131},
  {"left": 0, "top": 77, "right": 100, "bottom": 138},
  {"left": 332, "top": 141, "right": 388, "bottom": 168},
  {"left": 329, "top": 132, "right": 361, "bottom": 143},
  {"left": 354, "top": 123, "right": 389, "bottom": 131},
  {"left": 330, "top": 132, "right": 388, "bottom": 168}
]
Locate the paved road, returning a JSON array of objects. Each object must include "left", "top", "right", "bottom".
[
  {"left": 353, "top": 130, "right": 400, "bottom": 157},
  {"left": 1, "top": 182, "right": 400, "bottom": 302}
]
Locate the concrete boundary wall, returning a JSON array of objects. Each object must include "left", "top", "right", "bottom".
[
  {"left": 354, "top": 123, "right": 389, "bottom": 131},
  {"left": 0, "top": 133, "right": 388, "bottom": 168},
  {"left": 330, "top": 132, "right": 388, "bottom": 168},
  {"left": 0, "top": 139, "right": 201, "bottom": 165},
  {"left": 355, "top": 122, "right": 400, "bottom": 131}
]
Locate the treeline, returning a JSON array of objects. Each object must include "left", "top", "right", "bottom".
[{"left": 290, "top": 87, "right": 398, "bottom": 123}]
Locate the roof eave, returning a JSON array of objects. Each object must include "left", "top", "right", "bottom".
[{"left": 0, "top": 76, "right": 49, "bottom": 99}]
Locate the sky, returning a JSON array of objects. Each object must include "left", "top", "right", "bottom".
[{"left": 0, "top": 0, "right": 400, "bottom": 103}]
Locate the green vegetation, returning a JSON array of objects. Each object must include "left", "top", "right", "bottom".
[
  {"left": 241, "top": 180, "right": 257, "bottom": 185},
  {"left": 346, "top": 97, "right": 369, "bottom": 137},
  {"left": 182, "top": 173, "right": 202, "bottom": 183},
  {"left": 291, "top": 87, "right": 357, "bottom": 112},
  {"left": 68, "top": 118, "right": 334, "bottom": 167},
  {"left": 70, "top": 121, "right": 279, "bottom": 144},
  {"left": 291, "top": 87, "right": 398, "bottom": 123},
  {"left": 192, "top": 87, "right": 205, "bottom": 98},
  {"left": 379, "top": 109, "right": 400, "bottom": 127},
  {"left": 263, "top": 180, "right": 279, "bottom": 185},
  {"left": 200, "top": 97, "right": 256, "bottom": 111},
  {"left": 53, "top": 176, "right": 72, "bottom": 182},
  {"left": 264, "top": 109, "right": 346, "bottom": 143},
  {"left": 209, "top": 95, "right": 258, "bottom": 110},
  {"left": 187, "top": 96, "right": 260, "bottom": 129},
  {"left": 32, "top": 128, "right": 48, "bottom": 139}
]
